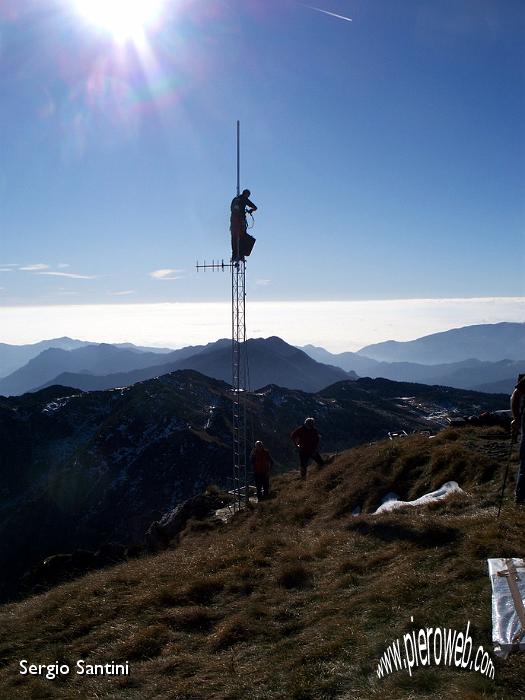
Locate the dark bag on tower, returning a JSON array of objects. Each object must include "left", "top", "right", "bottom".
[{"left": 240, "top": 233, "right": 256, "bottom": 257}]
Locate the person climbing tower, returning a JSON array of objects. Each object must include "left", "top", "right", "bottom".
[{"left": 230, "top": 188, "right": 257, "bottom": 261}]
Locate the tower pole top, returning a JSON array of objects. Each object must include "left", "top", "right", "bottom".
[{"left": 236, "top": 120, "right": 240, "bottom": 197}]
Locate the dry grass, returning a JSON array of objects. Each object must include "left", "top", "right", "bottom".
[{"left": 0, "top": 426, "right": 523, "bottom": 699}]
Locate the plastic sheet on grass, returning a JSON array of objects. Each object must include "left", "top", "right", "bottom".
[{"left": 373, "top": 481, "right": 464, "bottom": 514}]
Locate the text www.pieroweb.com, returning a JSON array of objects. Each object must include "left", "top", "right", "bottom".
[{"left": 376, "top": 619, "right": 495, "bottom": 680}]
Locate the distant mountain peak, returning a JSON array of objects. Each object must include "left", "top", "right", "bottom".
[
  {"left": 28, "top": 336, "right": 350, "bottom": 397},
  {"left": 357, "top": 322, "right": 525, "bottom": 365}
]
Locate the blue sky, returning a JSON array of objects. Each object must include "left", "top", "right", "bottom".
[{"left": 0, "top": 0, "right": 524, "bottom": 345}]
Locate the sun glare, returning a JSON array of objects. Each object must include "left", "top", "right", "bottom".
[{"left": 74, "top": 0, "right": 166, "bottom": 41}]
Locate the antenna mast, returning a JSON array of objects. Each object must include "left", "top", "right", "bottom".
[{"left": 196, "top": 121, "right": 250, "bottom": 512}]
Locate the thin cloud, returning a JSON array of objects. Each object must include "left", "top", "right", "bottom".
[
  {"left": 57, "top": 263, "right": 70, "bottom": 269},
  {"left": 111, "top": 290, "right": 135, "bottom": 296},
  {"left": 20, "top": 263, "right": 50, "bottom": 271},
  {"left": 150, "top": 269, "right": 185, "bottom": 280},
  {"left": 304, "top": 5, "right": 353, "bottom": 22},
  {"left": 256, "top": 279, "right": 272, "bottom": 286},
  {"left": 0, "top": 268, "right": 14, "bottom": 273},
  {"left": 38, "top": 271, "right": 97, "bottom": 279},
  {"left": 0, "top": 298, "right": 522, "bottom": 351}
]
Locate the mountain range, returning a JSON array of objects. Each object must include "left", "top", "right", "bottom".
[
  {"left": 300, "top": 321, "right": 525, "bottom": 394},
  {"left": 0, "top": 341, "right": 227, "bottom": 396},
  {"left": 0, "top": 371, "right": 507, "bottom": 604},
  {"left": 302, "top": 346, "right": 525, "bottom": 394},
  {"left": 357, "top": 321, "right": 525, "bottom": 364},
  {"left": 0, "top": 322, "right": 523, "bottom": 397},
  {"left": 0, "top": 337, "right": 351, "bottom": 396},
  {"left": 0, "top": 336, "right": 174, "bottom": 380},
  {"left": 0, "top": 337, "right": 91, "bottom": 379}
]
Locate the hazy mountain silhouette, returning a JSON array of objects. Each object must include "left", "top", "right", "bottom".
[
  {"left": 5, "top": 323, "right": 523, "bottom": 397},
  {"left": 39, "top": 337, "right": 351, "bottom": 395},
  {"left": 301, "top": 345, "right": 380, "bottom": 373},
  {"left": 301, "top": 345, "right": 524, "bottom": 393},
  {"left": 0, "top": 336, "right": 179, "bottom": 386},
  {"left": 417, "top": 359, "right": 525, "bottom": 391},
  {"left": 111, "top": 342, "right": 173, "bottom": 354},
  {"left": 0, "top": 345, "right": 173, "bottom": 396},
  {"left": 357, "top": 322, "right": 525, "bottom": 364},
  {"left": 0, "top": 337, "right": 92, "bottom": 379},
  {"left": 0, "top": 340, "right": 232, "bottom": 397},
  {"left": 474, "top": 376, "right": 523, "bottom": 394}
]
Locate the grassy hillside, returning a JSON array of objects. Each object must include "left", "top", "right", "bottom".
[
  {"left": 3, "top": 373, "right": 503, "bottom": 606},
  {"left": 1, "top": 426, "right": 523, "bottom": 699}
]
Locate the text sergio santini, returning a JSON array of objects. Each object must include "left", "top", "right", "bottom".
[{"left": 20, "top": 659, "right": 130, "bottom": 679}]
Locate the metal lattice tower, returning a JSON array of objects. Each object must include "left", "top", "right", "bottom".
[
  {"left": 231, "top": 259, "right": 248, "bottom": 510},
  {"left": 196, "top": 121, "right": 250, "bottom": 512}
]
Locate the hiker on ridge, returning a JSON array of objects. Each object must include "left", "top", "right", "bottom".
[
  {"left": 250, "top": 440, "right": 273, "bottom": 501},
  {"left": 291, "top": 417, "right": 326, "bottom": 479},
  {"left": 511, "top": 374, "right": 525, "bottom": 505},
  {"left": 230, "top": 189, "right": 257, "bottom": 261}
]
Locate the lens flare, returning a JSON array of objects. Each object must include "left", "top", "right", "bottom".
[{"left": 74, "top": 0, "right": 166, "bottom": 42}]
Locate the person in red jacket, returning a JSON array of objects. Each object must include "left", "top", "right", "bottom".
[
  {"left": 291, "top": 417, "right": 325, "bottom": 479},
  {"left": 250, "top": 440, "right": 273, "bottom": 501}
]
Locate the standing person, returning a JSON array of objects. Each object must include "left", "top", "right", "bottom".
[
  {"left": 230, "top": 189, "right": 257, "bottom": 261},
  {"left": 250, "top": 440, "right": 273, "bottom": 501},
  {"left": 511, "top": 374, "right": 525, "bottom": 504},
  {"left": 291, "top": 417, "right": 325, "bottom": 479}
]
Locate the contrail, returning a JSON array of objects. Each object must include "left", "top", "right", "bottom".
[{"left": 305, "top": 5, "right": 353, "bottom": 22}]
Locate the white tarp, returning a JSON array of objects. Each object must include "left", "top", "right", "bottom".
[
  {"left": 373, "top": 481, "right": 464, "bottom": 514},
  {"left": 487, "top": 558, "right": 525, "bottom": 659}
]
